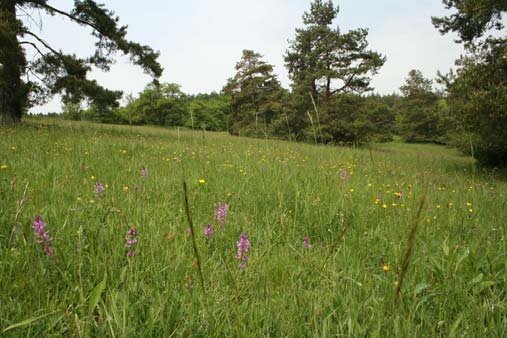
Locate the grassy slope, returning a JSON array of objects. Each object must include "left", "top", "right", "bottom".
[{"left": 1, "top": 117, "right": 506, "bottom": 337}]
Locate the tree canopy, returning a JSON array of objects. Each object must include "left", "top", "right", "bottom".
[
  {"left": 283, "top": 0, "right": 385, "bottom": 143},
  {"left": 433, "top": 0, "right": 507, "bottom": 165},
  {"left": 0, "top": 0, "right": 162, "bottom": 124},
  {"left": 222, "top": 50, "right": 284, "bottom": 137},
  {"left": 285, "top": 0, "right": 385, "bottom": 102}
]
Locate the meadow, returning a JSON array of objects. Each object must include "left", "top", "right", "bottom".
[{"left": 1, "top": 118, "right": 507, "bottom": 337}]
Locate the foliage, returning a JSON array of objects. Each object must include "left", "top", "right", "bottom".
[
  {"left": 187, "top": 93, "right": 230, "bottom": 131},
  {"left": 222, "top": 50, "right": 284, "bottom": 137},
  {"left": 0, "top": 0, "right": 162, "bottom": 124},
  {"left": 444, "top": 47, "right": 507, "bottom": 165},
  {"left": 132, "top": 83, "right": 188, "bottom": 126},
  {"left": 362, "top": 95, "right": 396, "bottom": 142},
  {"left": 283, "top": 0, "right": 385, "bottom": 142},
  {"left": 397, "top": 70, "right": 444, "bottom": 143},
  {"left": 432, "top": 0, "right": 507, "bottom": 46},
  {"left": 61, "top": 102, "right": 82, "bottom": 121},
  {"left": 433, "top": 0, "right": 507, "bottom": 166}
]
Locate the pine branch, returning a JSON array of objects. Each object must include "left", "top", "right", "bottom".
[
  {"left": 19, "top": 41, "right": 46, "bottom": 58},
  {"left": 22, "top": 30, "right": 62, "bottom": 58},
  {"left": 35, "top": 2, "right": 103, "bottom": 34}
]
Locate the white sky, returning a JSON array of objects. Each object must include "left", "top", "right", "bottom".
[{"left": 24, "top": 0, "right": 464, "bottom": 113}]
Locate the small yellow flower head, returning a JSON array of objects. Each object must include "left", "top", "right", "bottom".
[
  {"left": 468, "top": 208, "right": 473, "bottom": 213},
  {"left": 383, "top": 265, "right": 390, "bottom": 272},
  {"left": 349, "top": 188, "right": 354, "bottom": 193},
  {"left": 10, "top": 146, "right": 16, "bottom": 151},
  {"left": 90, "top": 175, "right": 96, "bottom": 181},
  {"left": 368, "top": 183, "right": 372, "bottom": 187},
  {"left": 0, "top": 164, "right": 7, "bottom": 170},
  {"left": 198, "top": 179, "right": 205, "bottom": 184},
  {"left": 227, "top": 192, "right": 233, "bottom": 197},
  {"left": 382, "top": 204, "right": 388, "bottom": 209},
  {"left": 123, "top": 186, "right": 129, "bottom": 192}
]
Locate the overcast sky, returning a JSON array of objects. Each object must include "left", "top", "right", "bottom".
[{"left": 25, "top": 0, "right": 464, "bottom": 113}]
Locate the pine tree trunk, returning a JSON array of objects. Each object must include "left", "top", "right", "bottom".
[{"left": 1, "top": 0, "right": 25, "bottom": 124}]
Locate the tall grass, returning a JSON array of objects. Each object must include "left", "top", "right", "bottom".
[{"left": 1, "top": 117, "right": 506, "bottom": 337}]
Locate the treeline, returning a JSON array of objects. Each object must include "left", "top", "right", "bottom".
[
  {"left": 61, "top": 1, "right": 448, "bottom": 146},
  {"left": 59, "top": 67, "right": 449, "bottom": 145},
  {"left": 56, "top": 0, "right": 506, "bottom": 166},
  {"left": 62, "top": 85, "right": 230, "bottom": 132}
]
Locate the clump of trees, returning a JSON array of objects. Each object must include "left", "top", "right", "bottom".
[
  {"left": 432, "top": 0, "right": 507, "bottom": 166},
  {"left": 4, "top": 0, "right": 507, "bottom": 167},
  {"left": 397, "top": 69, "right": 445, "bottom": 143},
  {"left": 63, "top": 84, "right": 231, "bottom": 131}
]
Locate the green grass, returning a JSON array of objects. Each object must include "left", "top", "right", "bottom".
[{"left": 1, "top": 117, "right": 507, "bottom": 337}]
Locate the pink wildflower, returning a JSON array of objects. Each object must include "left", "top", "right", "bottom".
[
  {"left": 32, "top": 214, "right": 54, "bottom": 255},
  {"left": 236, "top": 233, "right": 250, "bottom": 269}
]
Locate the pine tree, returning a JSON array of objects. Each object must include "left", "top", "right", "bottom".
[
  {"left": 0, "top": 0, "right": 162, "bottom": 124},
  {"left": 223, "top": 50, "right": 283, "bottom": 137},
  {"left": 284, "top": 0, "right": 385, "bottom": 141}
]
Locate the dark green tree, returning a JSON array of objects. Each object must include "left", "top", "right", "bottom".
[
  {"left": 0, "top": 0, "right": 162, "bottom": 124},
  {"left": 223, "top": 50, "right": 283, "bottom": 137},
  {"left": 284, "top": 0, "right": 385, "bottom": 141},
  {"left": 432, "top": 0, "right": 507, "bottom": 46},
  {"left": 397, "top": 70, "right": 443, "bottom": 143},
  {"left": 362, "top": 95, "right": 396, "bottom": 142},
  {"left": 433, "top": 0, "right": 507, "bottom": 165}
]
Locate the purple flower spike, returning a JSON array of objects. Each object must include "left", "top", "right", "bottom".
[
  {"left": 204, "top": 224, "right": 214, "bottom": 240},
  {"left": 32, "top": 214, "right": 54, "bottom": 255},
  {"left": 214, "top": 202, "right": 229, "bottom": 226},
  {"left": 303, "top": 236, "right": 312, "bottom": 249},
  {"left": 94, "top": 182, "right": 105, "bottom": 198},
  {"left": 141, "top": 166, "right": 148, "bottom": 179},
  {"left": 236, "top": 233, "right": 250, "bottom": 269},
  {"left": 125, "top": 227, "right": 137, "bottom": 257}
]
